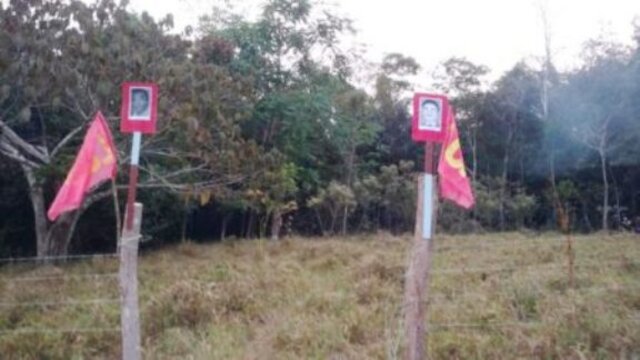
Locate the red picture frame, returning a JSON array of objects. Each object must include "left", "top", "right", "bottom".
[
  {"left": 120, "top": 82, "right": 158, "bottom": 134},
  {"left": 411, "top": 93, "right": 450, "bottom": 143}
]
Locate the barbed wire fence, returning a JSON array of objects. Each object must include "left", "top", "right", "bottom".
[
  {"left": 1, "top": 232, "right": 638, "bottom": 357},
  {"left": 0, "top": 253, "right": 121, "bottom": 339},
  {"left": 423, "top": 237, "right": 640, "bottom": 337},
  {"left": 0, "top": 204, "right": 142, "bottom": 359}
]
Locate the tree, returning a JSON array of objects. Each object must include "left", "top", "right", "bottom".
[
  {"left": 483, "top": 63, "right": 542, "bottom": 230},
  {"left": 374, "top": 53, "right": 421, "bottom": 167},
  {"left": 0, "top": 0, "right": 136, "bottom": 256},
  {"left": 201, "top": 0, "right": 363, "bottom": 237},
  {"left": 0, "top": 0, "right": 253, "bottom": 256},
  {"left": 555, "top": 39, "right": 633, "bottom": 230},
  {"left": 307, "top": 181, "right": 356, "bottom": 236}
]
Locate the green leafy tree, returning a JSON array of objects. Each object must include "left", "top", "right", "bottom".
[{"left": 0, "top": 0, "right": 254, "bottom": 256}]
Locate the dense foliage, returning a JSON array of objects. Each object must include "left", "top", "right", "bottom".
[{"left": 1, "top": 0, "right": 640, "bottom": 256}]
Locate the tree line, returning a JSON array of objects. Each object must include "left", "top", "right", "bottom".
[{"left": 1, "top": 0, "right": 640, "bottom": 257}]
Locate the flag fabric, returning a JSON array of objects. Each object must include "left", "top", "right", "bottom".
[
  {"left": 47, "top": 112, "right": 117, "bottom": 221},
  {"left": 437, "top": 112, "right": 474, "bottom": 209}
]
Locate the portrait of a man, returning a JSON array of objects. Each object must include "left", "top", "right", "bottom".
[
  {"left": 419, "top": 98, "right": 442, "bottom": 131},
  {"left": 129, "top": 87, "right": 151, "bottom": 120}
]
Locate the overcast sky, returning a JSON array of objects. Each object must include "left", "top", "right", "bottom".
[{"left": 130, "top": 0, "right": 640, "bottom": 84}]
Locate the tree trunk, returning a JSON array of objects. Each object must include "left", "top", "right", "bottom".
[
  {"left": 329, "top": 206, "right": 338, "bottom": 235},
  {"left": 23, "top": 166, "right": 49, "bottom": 257},
  {"left": 270, "top": 208, "right": 282, "bottom": 241},
  {"left": 538, "top": 11, "right": 561, "bottom": 233},
  {"left": 581, "top": 198, "right": 594, "bottom": 233},
  {"left": 499, "top": 131, "right": 512, "bottom": 232},
  {"left": 599, "top": 149, "right": 609, "bottom": 231},
  {"left": 45, "top": 211, "right": 81, "bottom": 256},
  {"left": 548, "top": 151, "right": 560, "bottom": 231},
  {"left": 609, "top": 165, "right": 622, "bottom": 228},
  {"left": 341, "top": 141, "right": 356, "bottom": 237},
  {"left": 246, "top": 210, "right": 255, "bottom": 239},
  {"left": 341, "top": 205, "right": 349, "bottom": 236},
  {"left": 220, "top": 214, "right": 231, "bottom": 241},
  {"left": 259, "top": 213, "right": 268, "bottom": 239},
  {"left": 22, "top": 164, "right": 89, "bottom": 257}
]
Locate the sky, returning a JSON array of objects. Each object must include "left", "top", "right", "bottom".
[{"left": 129, "top": 0, "right": 640, "bottom": 84}]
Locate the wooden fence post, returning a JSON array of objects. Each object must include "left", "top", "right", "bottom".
[
  {"left": 120, "top": 202, "right": 143, "bottom": 360},
  {"left": 404, "top": 142, "right": 437, "bottom": 360}
]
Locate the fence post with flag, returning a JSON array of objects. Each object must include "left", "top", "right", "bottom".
[
  {"left": 118, "top": 81, "right": 158, "bottom": 360},
  {"left": 403, "top": 93, "right": 474, "bottom": 359}
]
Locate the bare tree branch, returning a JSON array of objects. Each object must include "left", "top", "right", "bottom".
[
  {"left": 0, "top": 141, "right": 39, "bottom": 168},
  {"left": 143, "top": 164, "right": 211, "bottom": 179},
  {"left": 81, "top": 189, "right": 113, "bottom": 211},
  {"left": 136, "top": 164, "right": 246, "bottom": 193},
  {"left": 0, "top": 118, "right": 49, "bottom": 163},
  {"left": 50, "top": 124, "right": 86, "bottom": 159}
]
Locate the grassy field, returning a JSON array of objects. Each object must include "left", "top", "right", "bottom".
[{"left": 0, "top": 232, "right": 639, "bottom": 359}]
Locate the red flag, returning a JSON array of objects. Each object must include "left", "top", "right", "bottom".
[
  {"left": 437, "top": 112, "right": 474, "bottom": 209},
  {"left": 47, "top": 112, "right": 117, "bottom": 221}
]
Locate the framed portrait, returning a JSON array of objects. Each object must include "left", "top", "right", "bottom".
[
  {"left": 418, "top": 97, "right": 443, "bottom": 131},
  {"left": 411, "top": 92, "right": 449, "bottom": 143},
  {"left": 120, "top": 82, "right": 158, "bottom": 134}
]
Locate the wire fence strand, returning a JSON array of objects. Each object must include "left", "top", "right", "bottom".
[
  {"left": 430, "top": 321, "right": 540, "bottom": 331},
  {"left": 435, "top": 236, "right": 639, "bottom": 253},
  {"left": 0, "top": 253, "right": 118, "bottom": 264},
  {"left": 431, "top": 259, "right": 640, "bottom": 276},
  {"left": 427, "top": 284, "right": 640, "bottom": 304},
  {"left": 0, "top": 298, "right": 119, "bottom": 308},
  {"left": 429, "top": 316, "right": 640, "bottom": 333},
  {"left": 0, "top": 327, "right": 121, "bottom": 335},
  {"left": 0, "top": 272, "right": 118, "bottom": 283}
]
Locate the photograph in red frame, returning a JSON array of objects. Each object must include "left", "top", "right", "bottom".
[
  {"left": 411, "top": 93, "right": 450, "bottom": 143},
  {"left": 120, "top": 82, "right": 158, "bottom": 134}
]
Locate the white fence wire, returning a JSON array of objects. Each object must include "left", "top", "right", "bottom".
[
  {"left": 0, "top": 327, "right": 121, "bottom": 335},
  {"left": 426, "top": 238, "right": 640, "bottom": 335},
  {"left": 0, "top": 253, "right": 118, "bottom": 264},
  {"left": 0, "top": 254, "right": 121, "bottom": 338}
]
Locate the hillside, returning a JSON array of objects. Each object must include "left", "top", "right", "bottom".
[{"left": 1, "top": 233, "right": 639, "bottom": 359}]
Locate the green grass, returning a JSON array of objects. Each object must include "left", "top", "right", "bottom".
[{"left": 0, "top": 232, "right": 639, "bottom": 359}]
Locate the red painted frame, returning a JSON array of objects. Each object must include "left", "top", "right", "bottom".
[
  {"left": 120, "top": 82, "right": 158, "bottom": 134},
  {"left": 411, "top": 93, "right": 450, "bottom": 143}
]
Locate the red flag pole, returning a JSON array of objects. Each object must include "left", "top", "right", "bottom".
[{"left": 424, "top": 142, "right": 434, "bottom": 174}]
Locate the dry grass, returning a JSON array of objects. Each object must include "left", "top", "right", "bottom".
[{"left": 0, "top": 232, "right": 639, "bottom": 359}]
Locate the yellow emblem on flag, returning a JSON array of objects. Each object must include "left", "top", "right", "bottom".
[
  {"left": 444, "top": 138, "right": 466, "bottom": 177},
  {"left": 91, "top": 135, "right": 115, "bottom": 173}
]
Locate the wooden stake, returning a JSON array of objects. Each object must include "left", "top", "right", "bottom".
[
  {"left": 404, "top": 142, "right": 437, "bottom": 360},
  {"left": 120, "top": 202, "right": 143, "bottom": 360}
]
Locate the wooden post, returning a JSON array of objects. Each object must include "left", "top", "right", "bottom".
[
  {"left": 125, "top": 132, "right": 141, "bottom": 231},
  {"left": 120, "top": 202, "right": 143, "bottom": 360},
  {"left": 404, "top": 142, "right": 437, "bottom": 360}
]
